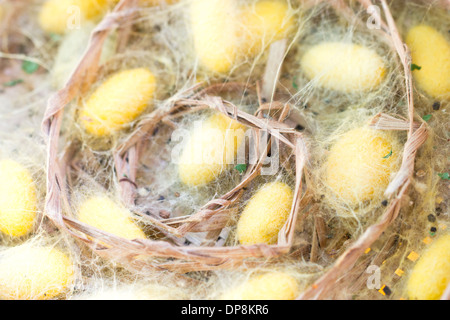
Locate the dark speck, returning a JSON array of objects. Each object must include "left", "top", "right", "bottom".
[
  {"left": 381, "top": 200, "right": 388, "bottom": 206},
  {"left": 432, "top": 101, "right": 440, "bottom": 111},
  {"left": 157, "top": 195, "right": 165, "bottom": 201},
  {"left": 383, "top": 286, "right": 392, "bottom": 296},
  {"left": 295, "top": 124, "right": 305, "bottom": 131},
  {"left": 261, "top": 98, "right": 267, "bottom": 103},
  {"left": 430, "top": 227, "right": 437, "bottom": 232},
  {"left": 427, "top": 214, "right": 436, "bottom": 222}
]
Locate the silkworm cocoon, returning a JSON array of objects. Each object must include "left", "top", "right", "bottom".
[
  {"left": 236, "top": 182, "right": 293, "bottom": 245},
  {"left": 178, "top": 113, "right": 245, "bottom": 187},
  {"left": 406, "top": 25, "right": 450, "bottom": 99},
  {"left": 0, "top": 160, "right": 37, "bottom": 237},
  {"left": 79, "top": 68, "right": 156, "bottom": 137},
  {"left": 0, "top": 245, "right": 74, "bottom": 300},
  {"left": 240, "top": 1, "right": 294, "bottom": 56},
  {"left": 300, "top": 42, "right": 387, "bottom": 92},
  {"left": 325, "top": 127, "right": 399, "bottom": 207},
  {"left": 77, "top": 196, "right": 146, "bottom": 240},
  {"left": 407, "top": 234, "right": 450, "bottom": 300},
  {"left": 190, "top": 0, "right": 239, "bottom": 73},
  {"left": 222, "top": 272, "right": 299, "bottom": 300},
  {"left": 38, "top": 0, "right": 111, "bottom": 34}
]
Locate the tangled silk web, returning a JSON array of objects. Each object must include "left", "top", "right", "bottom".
[{"left": 0, "top": 0, "right": 448, "bottom": 300}]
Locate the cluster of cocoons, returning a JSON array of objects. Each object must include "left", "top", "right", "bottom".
[
  {"left": 324, "top": 127, "right": 400, "bottom": 208},
  {"left": 79, "top": 68, "right": 156, "bottom": 137},
  {"left": 77, "top": 195, "right": 146, "bottom": 241},
  {"left": 190, "top": 0, "right": 294, "bottom": 73},
  {"left": 0, "top": 244, "right": 74, "bottom": 300},
  {"left": 236, "top": 182, "right": 293, "bottom": 245},
  {"left": 178, "top": 112, "right": 246, "bottom": 187},
  {"left": 0, "top": 160, "right": 37, "bottom": 237},
  {"left": 222, "top": 272, "right": 299, "bottom": 300},
  {"left": 406, "top": 25, "right": 450, "bottom": 100},
  {"left": 300, "top": 42, "right": 387, "bottom": 93},
  {"left": 407, "top": 234, "right": 450, "bottom": 300}
]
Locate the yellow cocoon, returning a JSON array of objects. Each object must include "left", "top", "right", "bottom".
[
  {"left": 77, "top": 196, "right": 146, "bottom": 240},
  {"left": 190, "top": 0, "right": 294, "bottom": 73},
  {"left": 79, "top": 68, "right": 156, "bottom": 137},
  {"left": 222, "top": 272, "right": 298, "bottom": 300},
  {"left": 39, "top": 0, "right": 111, "bottom": 34},
  {"left": 407, "top": 234, "right": 450, "bottom": 300},
  {"left": 0, "top": 245, "right": 74, "bottom": 300},
  {"left": 301, "top": 42, "right": 386, "bottom": 92},
  {"left": 406, "top": 25, "right": 450, "bottom": 100},
  {"left": 236, "top": 182, "right": 293, "bottom": 245},
  {"left": 325, "top": 127, "right": 399, "bottom": 207},
  {"left": 178, "top": 113, "right": 245, "bottom": 187},
  {"left": 240, "top": 1, "right": 294, "bottom": 56},
  {"left": 0, "top": 160, "right": 37, "bottom": 237},
  {"left": 190, "top": 0, "right": 239, "bottom": 73}
]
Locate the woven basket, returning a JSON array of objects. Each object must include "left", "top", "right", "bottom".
[{"left": 40, "top": 0, "right": 447, "bottom": 299}]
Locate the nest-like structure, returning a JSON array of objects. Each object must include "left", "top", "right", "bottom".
[{"left": 0, "top": 0, "right": 448, "bottom": 300}]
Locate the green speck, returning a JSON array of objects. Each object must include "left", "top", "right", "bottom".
[
  {"left": 3, "top": 79, "right": 23, "bottom": 87},
  {"left": 438, "top": 172, "right": 449, "bottom": 180},
  {"left": 411, "top": 63, "right": 422, "bottom": 71},
  {"left": 429, "top": 231, "right": 436, "bottom": 237},
  {"left": 292, "top": 76, "right": 298, "bottom": 90},
  {"left": 422, "top": 114, "right": 432, "bottom": 122},
  {"left": 22, "top": 60, "right": 39, "bottom": 74},
  {"left": 235, "top": 164, "right": 247, "bottom": 174},
  {"left": 383, "top": 149, "right": 393, "bottom": 159},
  {"left": 49, "top": 33, "right": 62, "bottom": 42}
]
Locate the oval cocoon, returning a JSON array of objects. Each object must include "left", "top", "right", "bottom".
[
  {"left": 301, "top": 42, "right": 386, "bottom": 92},
  {"left": 39, "top": 0, "right": 110, "bottom": 34},
  {"left": 79, "top": 68, "right": 156, "bottom": 137},
  {"left": 190, "top": 0, "right": 239, "bottom": 73},
  {"left": 0, "top": 245, "right": 74, "bottom": 300},
  {"left": 78, "top": 196, "right": 146, "bottom": 240},
  {"left": 178, "top": 113, "right": 245, "bottom": 187},
  {"left": 237, "top": 182, "right": 293, "bottom": 245},
  {"left": 407, "top": 234, "right": 450, "bottom": 300},
  {"left": 222, "top": 272, "right": 298, "bottom": 300},
  {"left": 240, "top": 1, "right": 294, "bottom": 56},
  {"left": 325, "top": 127, "right": 400, "bottom": 207},
  {"left": 406, "top": 25, "right": 450, "bottom": 99},
  {"left": 0, "top": 160, "right": 37, "bottom": 237}
]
